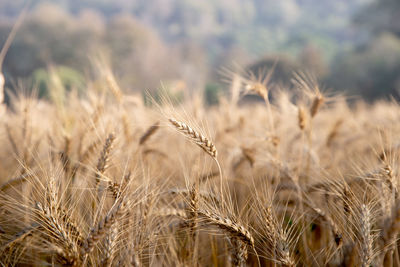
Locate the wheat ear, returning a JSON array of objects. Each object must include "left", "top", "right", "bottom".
[
  {"left": 197, "top": 209, "right": 254, "bottom": 248},
  {"left": 94, "top": 133, "right": 115, "bottom": 189},
  {"left": 197, "top": 209, "right": 253, "bottom": 266},
  {"left": 101, "top": 223, "right": 118, "bottom": 267},
  {"left": 139, "top": 121, "right": 160, "bottom": 145},
  {"left": 380, "top": 199, "right": 400, "bottom": 264},
  {"left": 81, "top": 200, "right": 125, "bottom": 255},
  {"left": 169, "top": 118, "right": 224, "bottom": 198},
  {"left": 1, "top": 223, "right": 40, "bottom": 251},
  {"left": 188, "top": 183, "right": 199, "bottom": 260},
  {"left": 169, "top": 118, "right": 217, "bottom": 158},
  {"left": 261, "top": 204, "right": 295, "bottom": 267},
  {"left": 298, "top": 106, "right": 307, "bottom": 130},
  {"left": 360, "top": 204, "right": 373, "bottom": 267},
  {"left": 310, "top": 94, "right": 324, "bottom": 117},
  {"left": 35, "top": 202, "right": 80, "bottom": 265}
]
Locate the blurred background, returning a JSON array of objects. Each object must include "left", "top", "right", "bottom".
[{"left": 0, "top": 0, "right": 399, "bottom": 103}]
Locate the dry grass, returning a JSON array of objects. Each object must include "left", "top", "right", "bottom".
[{"left": 0, "top": 69, "right": 399, "bottom": 267}]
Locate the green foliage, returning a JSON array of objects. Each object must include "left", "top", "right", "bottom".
[
  {"left": 204, "top": 83, "right": 221, "bottom": 106},
  {"left": 33, "top": 66, "right": 85, "bottom": 99},
  {"left": 143, "top": 83, "right": 185, "bottom": 106}
]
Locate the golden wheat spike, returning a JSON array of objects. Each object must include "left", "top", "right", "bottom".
[
  {"left": 360, "top": 204, "right": 373, "bottom": 267},
  {"left": 197, "top": 209, "right": 254, "bottom": 249},
  {"left": 169, "top": 118, "right": 217, "bottom": 158}
]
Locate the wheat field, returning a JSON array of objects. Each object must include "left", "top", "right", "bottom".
[{"left": 0, "top": 69, "right": 399, "bottom": 267}]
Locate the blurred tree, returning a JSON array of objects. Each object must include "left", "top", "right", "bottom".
[
  {"left": 175, "top": 42, "right": 207, "bottom": 90},
  {"left": 0, "top": 3, "right": 185, "bottom": 93},
  {"left": 298, "top": 43, "right": 328, "bottom": 78},
  {"left": 1, "top": 3, "right": 98, "bottom": 78},
  {"left": 104, "top": 14, "right": 180, "bottom": 90},
  {"left": 328, "top": 0, "right": 400, "bottom": 100},
  {"left": 330, "top": 33, "right": 400, "bottom": 100},
  {"left": 0, "top": 0, "right": 368, "bottom": 68},
  {"left": 247, "top": 55, "right": 301, "bottom": 87},
  {"left": 354, "top": 0, "right": 400, "bottom": 38},
  {"left": 0, "top": 0, "right": 379, "bottom": 97}
]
